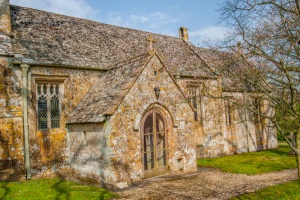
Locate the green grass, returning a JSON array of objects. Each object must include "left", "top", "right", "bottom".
[
  {"left": 230, "top": 180, "right": 300, "bottom": 200},
  {"left": 197, "top": 143, "right": 297, "bottom": 174},
  {"left": 0, "top": 178, "right": 117, "bottom": 200}
]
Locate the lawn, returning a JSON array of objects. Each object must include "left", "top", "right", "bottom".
[
  {"left": 0, "top": 178, "right": 117, "bottom": 200},
  {"left": 197, "top": 143, "right": 297, "bottom": 174},
  {"left": 230, "top": 180, "right": 300, "bottom": 200}
]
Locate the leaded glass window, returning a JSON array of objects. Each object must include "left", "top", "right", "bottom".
[
  {"left": 51, "top": 96, "right": 60, "bottom": 128},
  {"left": 38, "top": 96, "right": 48, "bottom": 129},
  {"left": 187, "top": 84, "right": 203, "bottom": 122},
  {"left": 36, "top": 83, "right": 61, "bottom": 129}
]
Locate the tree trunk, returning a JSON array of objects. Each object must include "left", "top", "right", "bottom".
[
  {"left": 297, "top": 153, "right": 300, "bottom": 186},
  {"left": 296, "top": 154, "right": 300, "bottom": 186},
  {"left": 297, "top": 128, "right": 300, "bottom": 186}
]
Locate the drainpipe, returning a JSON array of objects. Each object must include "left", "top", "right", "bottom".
[{"left": 21, "top": 63, "right": 31, "bottom": 179}]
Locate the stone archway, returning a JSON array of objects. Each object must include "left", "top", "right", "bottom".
[{"left": 141, "top": 109, "right": 169, "bottom": 178}]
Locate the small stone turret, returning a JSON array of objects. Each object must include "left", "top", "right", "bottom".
[
  {"left": 0, "top": 0, "right": 13, "bottom": 115},
  {"left": 0, "top": 0, "right": 13, "bottom": 56},
  {"left": 0, "top": 0, "right": 12, "bottom": 36},
  {"left": 179, "top": 26, "right": 188, "bottom": 41}
]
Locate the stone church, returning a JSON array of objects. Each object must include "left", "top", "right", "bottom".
[{"left": 0, "top": 1, "right": 278, "bottom": 187}]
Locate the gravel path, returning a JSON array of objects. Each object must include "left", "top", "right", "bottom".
[{"left": 116, "top": 168, "right": 297, "bottom": 200}]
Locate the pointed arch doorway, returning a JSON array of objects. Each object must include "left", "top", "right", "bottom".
[{"left": 141, "top": 110, "right": 169, "bottom": 178}]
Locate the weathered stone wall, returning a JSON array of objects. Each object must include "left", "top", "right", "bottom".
[
  {"left": 27, "top": 67, "right": 103, "bottom": 175},
  {"left": 201, "top": 92, "right": 278, "bottom": 157},
  {"left": 106, "top": 55, "right": 197, "bottom": 187},
  {"left": 0, "top": 0, "right": 23, "bottom": 180},
  {"left": 177, "top": 78, "right": 278, "bottom": 158},
  {"left": 263, "top": 98, "right": 278, "bottom": 149},
  {"left": 223, "top": 92, "right": 250, "bottom": 154},
  {"left": 0, "top": 59, "right": 104, "bottom": 178},
  {"left": 200, "top": 79, "right": 227, "bottom": 157},
  {"left": 241, "top": 93, "right": 278, "bottom": 151},
  {"left": 176, "top": 77, "right": 228, "bottom": 157},
  {"left": 0, "top": 56, "right": 24, "bottom": 178},
  {"left": 68, "top": 54, "right": 197, "bottom": 188},
  {"left": 68, "top": 123, "right": 107, "bottom": 183},
  {"left": 0, "top": 118, "right": 23, "bottom": 170}
]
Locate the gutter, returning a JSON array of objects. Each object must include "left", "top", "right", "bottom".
[
  {"left": 21, "top": 64, "right": 31, "bottom": 179},
  {"left": 13, "top": 61, "right": 108, "bottom": 71}
]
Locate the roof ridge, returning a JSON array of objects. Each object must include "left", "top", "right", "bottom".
[
  {"left": 10, "top": 5, "right": 184, "bottom": 43},
  {"left": 107, "top": 53, "right": 149, "bottom": 70}
]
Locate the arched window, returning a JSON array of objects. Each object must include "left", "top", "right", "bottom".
[{"left": 37, "top": 83, "right": 61, "bottom": 129}]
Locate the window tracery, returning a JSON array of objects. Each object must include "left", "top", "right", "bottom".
[{"left": 36, "top": 83, "right": 61, "bottom": 129}]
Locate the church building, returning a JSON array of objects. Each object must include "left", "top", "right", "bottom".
[{"left": 0, "top": 0, "right": 278, "bottom": 188}]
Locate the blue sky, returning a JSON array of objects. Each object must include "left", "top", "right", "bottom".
[{"left": 10, "top": 0, "right": 226, "bottom": 46}]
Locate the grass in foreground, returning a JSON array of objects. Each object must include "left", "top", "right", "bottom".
[
  {"left": 197, "top": 143, "right": 296, "bottom": 174},
  {"left": 230, "top": 180, "right": 300, "bottom": 200},
  {"left": 0, "top": 178, "right": 117, "bottom": 200}
]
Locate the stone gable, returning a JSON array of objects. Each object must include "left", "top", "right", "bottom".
[{"left": 68, "top": 53, "right": 197, "bottom": 187}]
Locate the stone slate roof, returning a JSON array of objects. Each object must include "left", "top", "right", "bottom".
[
  {"left": 193, "top": 47, "right": 258, "bottom": 91},
  {"left": 10, "top": 5, "right": 214, "bottom": 77},
  {"left": 67, "top": 53, "right": 151, "bottom": 123}
]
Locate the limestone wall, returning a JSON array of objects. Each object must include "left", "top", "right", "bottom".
[
  {"left": 175, "top": 77, "right": 228, "bottom": 157},
  {"left": 27, "top": 67, "right": 103, "bottom": 175},
  {"left": 176, "top": 78, "right": 278, "bottom": 158},
  {"left": 105, "top": 55, "right": 197, "bottom": 187},
  {"left": 0, "top": 61, "right": 104, "bottom": 178},
  {"left": 68, "top": 123, "right": 107, "bottom": 183},
  {"left": 200, "top": 92, "right": 278, "bottom": 157},
  {"left": 0, "top": 56, "right": 24, "bottom": 177}
]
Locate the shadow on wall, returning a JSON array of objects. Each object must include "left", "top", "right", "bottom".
[
  {"left": 0, "top": 128, "right": 21, "bottom": 170},
  {"left": 68, "top": 134, "right": 138, "bottom": 188},
  {"left": 197, "top": 131, "right": 237, "bottom": 157},
  {"left": 197, "top": 126, "right": 266, "bottom": 158},
  {"left": 0, "top": 129, "right": 23, "bottom": 182},
  {"left": 68, "top": 137, "right": 110, "bottom": 187}
]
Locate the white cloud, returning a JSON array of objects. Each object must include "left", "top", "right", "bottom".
[
  {"left": 10, "top": 0, "right": 99, "bottom": 20},
  {"left": 106, "top": 11, "right": 183, "bottom": 33},
  {"left": 160, "top": 31, "right": 176, "bottom": 37},
  {"left": 10, "top": 1, "right": 185, "bottom": 39},
  {"left": 189, "top": 26, "right": 229, "bottom": 45}
]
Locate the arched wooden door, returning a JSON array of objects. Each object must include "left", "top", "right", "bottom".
[{"left": 142, "top": 110, "right": 168, "bottom": 178}]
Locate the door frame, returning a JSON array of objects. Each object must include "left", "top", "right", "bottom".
[{"left": 141, "top": 108, "right": 169, "bottom": 178}]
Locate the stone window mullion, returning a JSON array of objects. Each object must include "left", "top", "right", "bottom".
[
  {"left": 46, "top": 84, "right": 51, "bottom": 129},
  {"left": 36, "top": 82, "right": 62, "bottom": 130}
]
